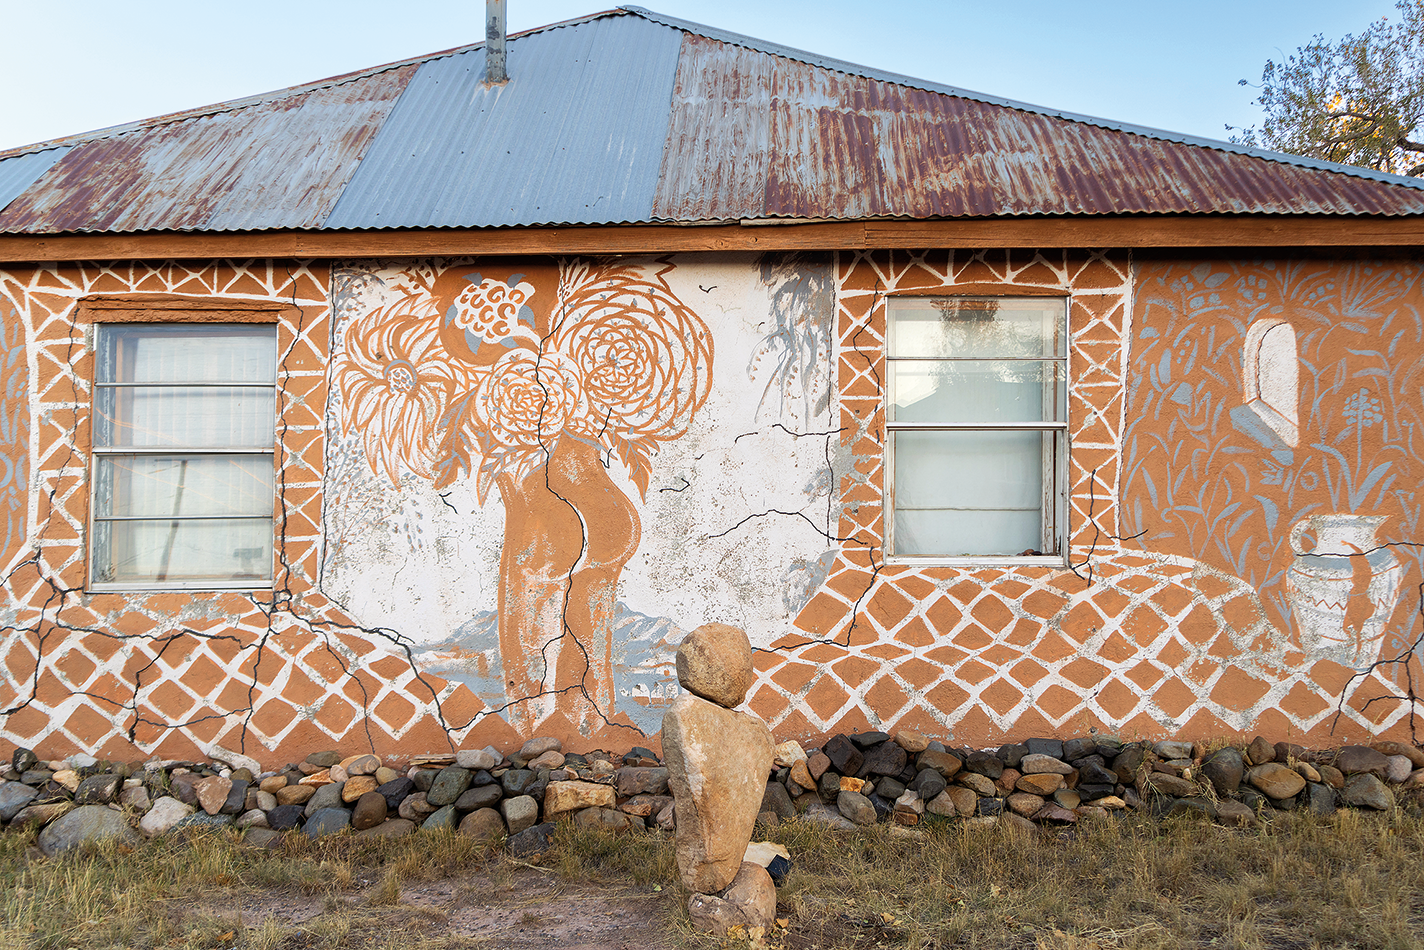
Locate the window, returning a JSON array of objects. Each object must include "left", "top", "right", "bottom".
[
  {"left": 90, "top": 324, "right": 277, "bottom": 589},
  {"left": 886, "top": 296, "right": 1067, "bottom": 562}
]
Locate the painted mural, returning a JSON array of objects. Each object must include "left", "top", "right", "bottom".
[
  {"left": 1121, "top": 258, "right": 1423, "bottom": 689},
  {"left": 1, "top": 250, "right": 1421, "bottom": 768},
  {"left": 322, "top": 254, "right": 838, "bottom": 737},
  {"left": 330, "top": 259, "right": 714, "bottom": 731}
]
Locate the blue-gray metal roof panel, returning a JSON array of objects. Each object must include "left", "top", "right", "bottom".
[
  {"left": 0, "top": 148, "right": 72, "bottom": 217},
  {"left": 323, "top": 14, "right": 684, "bottom": 229}
]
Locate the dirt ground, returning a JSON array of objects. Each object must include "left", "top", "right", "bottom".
[{"left": 188, "top": 867, "right": 681, "bottom": 950}]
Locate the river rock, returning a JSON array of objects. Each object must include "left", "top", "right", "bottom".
[
  {"left": 837, "top": 790, "right": 876, "bottom": 825},
  {"left": 74, "top": 774, "right": 122, "bottom": 805},
  {"left": 507, "top": 822, "right": 556, "bottom": 858},
  {"left": 267, "top": 805, "right": 305, "bottom": 830},
  {"left": 421, "top": 805, "right": 459, "bottom": 831},
  {"left": 0, "top": 781, "right": 38, "bottom": 821},
  {"left": 342, "top": 775, "right": 379, "bottom": 803},
  {"left": 1385, "top": 756, "right": 1412, "bottom": 784},
  {"left": 426, "top": 767, "right": 473, "bottom": 807},
  {"left": 617, "top": 767, "right": 669, "bottom": 797},
  {"left": 520, "top": 736, "right": 562, "bottom": 760},
  {"left": 1335, "top": 746, "right": 1389, "bottom": 778},
  {"left": 1373, "top": 741, "right": 1424, "bottom": 768},
  {"left": 1202, "top": 747, "right": 1244, "bottom": 795},
  {"left": 1248, "top": 762, "right": 1306, "bottom": 800},
  {"left": 459, "top": 807, "right": 507, "bottom": 842},
  {"left": 664, "top": 691, "right": 774, "bottom": 893},
  {"left": 140, "top": 796, "right": 193, "bottom": 836},
  {"left": 918, "top": 748, "right": 962, "bottom": 779},
  {"left": 194, "top": 776, "right": 233, "bottom": 816},
  {"left": 454, "top": 784, "right": 502, "bottom": 812},
  {"left": 304, "top": 782, "right": 345, "bottom": 817},
  {"left": 398, "top": 792, "right": 438, "bottom": 822},
  {"left": 454, "top": 748, "right": 497, "bottom": 771},
  {"left": 544, "top": 780, "right": 616, "bottom": 818},
  {"left": 1019, "top": 754, "right": 1073, "bottom": 776},
  {"left": 676, "top": 623, "right": 755, "bottom": 708},
  {"left": 687, "top": 862, "right": 776, "bottom": 935},
  {"left": 1016, "top": 772, "right": 1064, "bottom": 796},
  {"left": 38, "top": 805, "right": 140, "bottom": 856},
  {"left": 501, "top": 795, "right": 538, "bottom": 835},
  {"left": 304, "top": 807, "right": 351, "bottom": 837},
  {"left": 276, "top": 784, "right": 315, "bottom": 807},
  {"left": 1342, "top": 773, "right": 1394, "bottom": 810},
  {"left": 351, "top": 791, "right": 388, "bottom": 830}
]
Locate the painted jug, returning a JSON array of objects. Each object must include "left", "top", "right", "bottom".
[{"left": 1285, "top": 513, "right": 1402, "bottom": 668}]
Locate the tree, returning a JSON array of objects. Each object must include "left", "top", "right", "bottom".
[{"left": 1232, "top": 0, "right": 1424, "bottom": 177}]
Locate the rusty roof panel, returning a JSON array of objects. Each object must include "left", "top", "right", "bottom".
[
  {"left": 653, "top": 34, "right": 1424, "bottom": 221},
  {"left": 0, "top": 66, "right": 416, "bottom": 234},
  {"left": 0, "top": 147, "right": 72, "bottom": 216},
  {"left": 323, "top": 14, "right": 683, "bottom": 229}
]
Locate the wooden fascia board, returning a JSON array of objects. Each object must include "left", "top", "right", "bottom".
[{"left": 1, "top": 216, "right": 1422, "bottom": 262}]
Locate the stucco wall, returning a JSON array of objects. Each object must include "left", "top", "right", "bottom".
[{"left": 0, "top": 249, "right": 1420, "bottom": 766}]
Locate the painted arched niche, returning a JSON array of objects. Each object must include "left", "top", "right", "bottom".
[{"left": 1241, "top": 317, "right": 1299, "bottom": 447}]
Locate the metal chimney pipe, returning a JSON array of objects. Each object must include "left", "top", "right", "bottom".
[{"left": 485, "top": 0, "right": 508, "bottom": 83}]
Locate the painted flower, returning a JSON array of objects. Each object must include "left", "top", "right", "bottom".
[
  {"left": 549, "top": 268, "right": 713, "bottom": 446},
  {"left": 451, "top": 276, "right": 538, "bottom": 345},
  {"left": 471, "top": 350, "right": 594, "bottom": 455},
  {"left": 335, "top": 312, "right": 473, "bottom": 483}
]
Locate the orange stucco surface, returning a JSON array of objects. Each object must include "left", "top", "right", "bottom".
[{"left": 0, "top": 251, "right": 1420, "bottom": 767}]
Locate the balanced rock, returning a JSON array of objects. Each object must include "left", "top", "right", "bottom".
[
  {"left": 676, "top": 623, "right": 755, "bottom": 708},
  {"left": 687, "top": 862, "right": 777, "bottom": 936},
  {"left": 663, "top": 691, "right": 774, "bottom": 893}
]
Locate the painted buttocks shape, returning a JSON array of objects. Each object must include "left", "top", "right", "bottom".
[{"left": 663, "top": 624, "right": 773, "bottom": 894}]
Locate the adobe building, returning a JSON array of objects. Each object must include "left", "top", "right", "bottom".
[{"left": 0, "top": 7, "right": 1421, "bottom": 765}]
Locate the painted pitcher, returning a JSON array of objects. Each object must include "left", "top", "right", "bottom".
[{"left": 1285, "top": 513, "right": 1403, "bottom": 669}]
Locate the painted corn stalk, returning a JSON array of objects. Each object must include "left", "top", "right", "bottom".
[{"left": 335, "top": 259, "right": 713, "bottom": 729}]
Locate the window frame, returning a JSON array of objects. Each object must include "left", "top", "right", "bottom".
[
  {"left": 883, "top": 294, "right": 1070, "bottom": 567},
  {"left": 82, "top": 299, "right": 284, "bottom": 592}
]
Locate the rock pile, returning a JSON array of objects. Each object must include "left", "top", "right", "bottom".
[
  {"left": 756, "top": 733, "right": 1424, "bottom": 832},
  {"left": 0, "top": 737, "right": 672, "bottom": 857},
  {"left": 1, "top": 730, "right": 1420, "bottom": 863},
  {"left": 663, "top": 624, "right": 777, "bottom": 936}
]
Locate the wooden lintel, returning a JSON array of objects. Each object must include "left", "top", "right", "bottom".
[{"left": 1, "top": 216, "right": 1421, "bottom": 263}]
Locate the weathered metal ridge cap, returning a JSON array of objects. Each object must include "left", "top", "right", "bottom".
[{"left": 620, "top": 5, "right": 1424, "bottom": 193}]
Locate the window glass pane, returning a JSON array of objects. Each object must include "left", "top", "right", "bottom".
[
  {"left": 95, "top": 455, "right": 274, "bottom": 518},
  {"left": 889, "top": 299, "right": 1064, "bottom": 359},
  {"left": 92, "top": 517, "right": 272, "bottom": 585},
  {"left": 892, "top": 430, "right": 1060, "bottom": 557},
  {"left": 98, "top": 325, "right": 276, "bottom": 384},
  {"left": 95, "top": 386, "right": 276, "bottom": 448},
  {"left": 890, "top": 360, "right": 1065, "bottom": 423}
]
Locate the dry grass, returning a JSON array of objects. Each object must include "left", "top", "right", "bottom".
[{"left": 1, "top": 805, "right": 1421, "bottom": 949}]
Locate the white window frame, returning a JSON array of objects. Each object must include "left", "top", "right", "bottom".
[
  {"left": 88, "top": 320, "right": 278, "bottom": 592},
  {"left": 884, "top": 295, "right": 1069, "bottom": 567}
]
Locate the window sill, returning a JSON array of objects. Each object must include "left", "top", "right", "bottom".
[
  {"left": 87, "top": 581, "right": 274, "bottom": 593},
  {"left": 884, "top": 554, "right": 1069, "bottom": 569}
]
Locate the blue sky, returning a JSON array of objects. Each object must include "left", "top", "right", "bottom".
[{"left": 0, "top": 1, "right": 1400, "bottom": 153}]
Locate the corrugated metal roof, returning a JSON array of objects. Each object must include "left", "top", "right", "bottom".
[
  {"left": 325, "top": 13, "right": 683, "bottom": 228},
  {"left": 0, "top": 147, "right": 71, "bottom": 216},
  {"left": 653, "top": 34, "right": 1424, "bottom": 220},
  {"left": 628, "top": 5, "right": 1424, "bottom": 194},
  {"left": 0, "top": 66, "right": 416, "bottom": 234},
  {"left": 1, "top": 5, "right": 1423, "bottom": 236}
]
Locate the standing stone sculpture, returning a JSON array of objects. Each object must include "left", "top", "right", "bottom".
[{"left": 662, "top": 623, "right": 777, "bottom": 933}]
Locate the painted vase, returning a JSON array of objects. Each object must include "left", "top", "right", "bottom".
[{"left": 1285, "top": 513, "right": 1403, "bottom": 668}]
